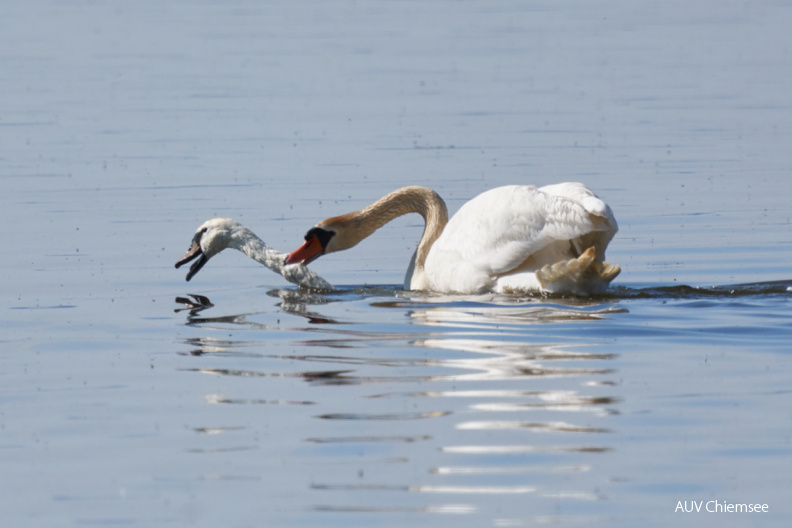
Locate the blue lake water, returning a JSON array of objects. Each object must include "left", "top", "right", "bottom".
[{"left": 2, "top": 1, "right": 791, "bottom": 527}]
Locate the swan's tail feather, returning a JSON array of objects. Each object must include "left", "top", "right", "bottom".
[
  {"left": 594, "top": 261, "right": 621, "bottom": 283},
  {"left": 535, "top": 246, "right": 619, "bottom": 295},
  {"left": 536, "top": 247, "right": 595, "bottom": 289}
]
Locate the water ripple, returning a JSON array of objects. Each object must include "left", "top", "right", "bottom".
[
  {"left": 172, "top": 280, "right": 791, "bottom": 525},
  {"left": 316, "top": 411, "right": 451, "bottom": 421},
  {"left": 455, "top": 420, "right": 611, "bottom": 434}
]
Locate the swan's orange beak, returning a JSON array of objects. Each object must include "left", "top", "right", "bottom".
[{"left": 286, "top": 234, "right": 323, "bottom": 265}]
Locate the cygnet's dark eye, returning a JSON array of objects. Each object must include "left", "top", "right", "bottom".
[{"left": 192, "top": 227, "right": 208, "bottom": 246}]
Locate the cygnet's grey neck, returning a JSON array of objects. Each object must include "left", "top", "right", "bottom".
[{"left": 229, "top": 224, "right": 334, "bottom": 290}]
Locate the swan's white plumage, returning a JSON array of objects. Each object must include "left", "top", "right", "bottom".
[
  {"left": 417, "top": 183, "right": 619, "bottom": 294},
  {"left": 291, "top": 183, "right": 619, "bottom": 295}
]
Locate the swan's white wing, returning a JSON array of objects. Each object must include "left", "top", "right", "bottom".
[
  {"left": 538, "top": 182, "right": 619, "bottom": 258},
  {"left": 538, "top": 182, "right": 617, "bottom": 226},
  {"left": 424, "top": 184, "right": 617, "bottom": 293},
  {"left": 435, "top": 185, "right": 610, "bottom": 272}
]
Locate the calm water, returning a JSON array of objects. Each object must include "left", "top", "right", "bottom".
[{"left": 2, "top": 1, "right": 791, "bottom": 527}]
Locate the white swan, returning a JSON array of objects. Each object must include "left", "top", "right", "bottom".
[
  {"left": 285, "top": 183, "right": 620, "bottom": 295},
  {"left": 175, "top": 218, "right": 334, "bottom": 290}
]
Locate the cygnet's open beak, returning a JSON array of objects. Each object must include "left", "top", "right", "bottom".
[
  {"left": 285, "top": 235, "right": 323, "bottom": 266},
  {"left": 175, "top": 236, "right": 209, "bottom": 281}
]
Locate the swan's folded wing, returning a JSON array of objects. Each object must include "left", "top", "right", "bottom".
[
  {"left": 539, "top": 182, "right": 618, "bottom": 232},
  {"left": 433, "top": 185, "right": 615, "bottom": 277}
]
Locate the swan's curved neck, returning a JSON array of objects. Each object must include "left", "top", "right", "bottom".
[
  {"left": 229, "top": 225, "right": 334, "bottom": 290},
  {"left": 322, "top": 186, "right": 449, "bottom": 285}
]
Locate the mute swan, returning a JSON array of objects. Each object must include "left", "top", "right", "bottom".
[
  {"left": 175, "top": 218, "right": 334, "bottom": 290},
  {"left": 285, "top": 183, "right": 620, "bottom": 295}
]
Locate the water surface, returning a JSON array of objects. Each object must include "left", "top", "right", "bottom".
[{"left": 2, "top": 1, "right": 791, "bottom": 527}]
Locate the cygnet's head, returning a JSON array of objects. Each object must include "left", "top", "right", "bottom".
[{"left": 175, "top": 218, "right": 240, "bottom": 281}]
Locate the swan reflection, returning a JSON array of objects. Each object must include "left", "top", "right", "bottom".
[
  {"left": 455, "top": 420, "right": 611, "bottom": 434},
  {"left": 415, "top": 338, "right": 616, "bottom": 382},
  {"left": 175, "top": 290, "right": 622, "bottom": 519},
  {"left": 408, "top": 299, "right": 627, "bottom": 328},
  {"left": 431, "top": 464, "right": 589, "bottom": 475},
  {"left": 442, "top": 445, "right": 612, "bottom": 454}
]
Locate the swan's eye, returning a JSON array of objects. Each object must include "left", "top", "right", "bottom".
[
  {"left": 201, "top": 227, "right": 208, "bottom": 233},
  {"left": 305, "top": 227, "right": 334, "bottom": 249},
  {"left": 304, "top": 227, "right": 322, "bottom": 241}
]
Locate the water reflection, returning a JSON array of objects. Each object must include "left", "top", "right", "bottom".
[
  {"left": 174, "top": 293, "right": 213, "bottom": 315},
  {"left": 409, "top": 301, "right": 628, "bottom": 328},
  {"left": 441, "top": 445, "right": 612, "bottom": 454},
  {"left": 455, "top": 420, "right": 611, "bottom": 434},
  {"left": 415, "top": 338, "right": 616, "bottom": 381},
  {"left": 175, "top": 288, "right": 623, "bottom": 522},
  {"left": 305, "top": 435, "right": 432, "bottom": 444},
  {"left": 431, "top": 464, "right": 590, "bottom": 475},
  {"left": 175, "top": 278, "right": 792, "bottom": 324},
  {"left": 180, "top": 339, "right": 616, "bottom": 386},
  {"left": 311, "top": 504, "right": 477, "bottom": 514},
  {"left": 170, "top": 290, "right": 647, "bottom": 528},
  {"left": 184, "top": 366, "right": 356, "bottom": 383},
  {"left": 313, "top": 483, "right": 539, "bottom": 494},
  {"left": 316, "top": 411, "right": 451, "bottom": 420},
  {"left": 205, "top": 394, "right": 316, "bottom": 406}
]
